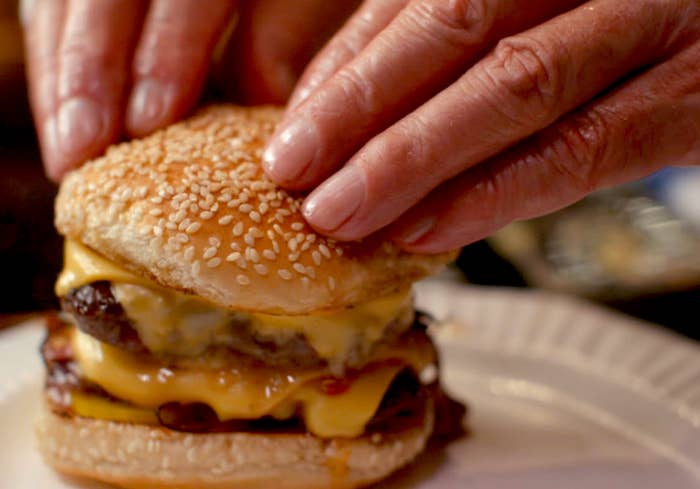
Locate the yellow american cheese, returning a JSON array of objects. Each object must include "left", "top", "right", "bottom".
[
  {"left": 71, "top": 328, "right": 434, "bottom": 437},
  {"left": 55, "top": 240, "right": 152, "bottom": 296},
  {"left": 56, "top": 241, "right": 413, "bottom": 368},
  {"left": 57, "top": 241, "right": 431, "bottom": 437}
]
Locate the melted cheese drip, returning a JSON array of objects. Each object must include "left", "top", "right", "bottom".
[
  {"left": 57, "top": 241, "right": 413, "bottom": 367},
  {"left": 71, "top": 328, "right": 435, "bottom": 437},
  {"left": 112, "top": 283, "right": 236, "bottom": 357},
  {"left": 55, "top": 240, "right": 151, "bottom": 296}
]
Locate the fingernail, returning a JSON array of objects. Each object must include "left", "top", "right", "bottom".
[
  {"left": 56, "top": 97, "right": 103, "bottom": 160},
  {"left": 42, "top": 116, "right": 64, "bottom": 181},
  {"left": 303, "top": 165, "right": 365, "bottom": 232},
  {"left": 394, "top": 215, "right": 437, "bottom": 245},
  {"left": 127, "top": 79, "right": 172, "bottom": 136},
  {"left": 288, "top": 87, "right": 312, "bottom": 110},
  {"left": 263, "top": 116, "right": 319, "bottom": 183}
]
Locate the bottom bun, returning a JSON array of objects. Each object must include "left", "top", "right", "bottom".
[{"left": 36, "top": 401, "right": 434, "bottom": 489}]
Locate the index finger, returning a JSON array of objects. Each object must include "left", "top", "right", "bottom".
[
  {"left": 263, "top": 0, "right": 583, "bottom": 189},
  {"left": 23, "top": 0, "right": 66, "bottom": 176}
]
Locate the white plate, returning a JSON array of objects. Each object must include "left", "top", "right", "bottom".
[{"left": 1, "top": 282, "right": 700, "bottom": 489}]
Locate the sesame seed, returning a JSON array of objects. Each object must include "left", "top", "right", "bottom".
[
  {"left": 186, "top": 222, "right": 201, "bottom": 234},
  {"left": 176, "top": 233, "right": 189, "bottom": 243},
  {"left": 236, "top": 274, "right": 251, "bottom": 285},
  {"left": 232, "top": 222, "right": 244, "bottom": 236},
  {"left": 288, "top": 239, "right": 298, "bottom": 252},
  {"left": 200, "top": 211, "right": 214, "bottom": 220},
  {"left": 288, "top": 253, "right": 299, "bottom": 262},
  {"left": 291, "top": 222, "right": 304, "bottom": 231},
  {"left": 209, "top": 237, "right": 221, "bottom": 247},
  {"left": 244, "top": 234, "right": 255, "bottom": 246},
  {"left": 149, "top": 208, "right": 163, "bottom": 216},
  {"left": 254, "top": 264, "right": 268, "bottom": 276},
  {"left": 203, "top": 247, "right": 217, "bottom": 259},
  {"left": 293, "top": 263, "right": 306, "bottom": 274},
  {"left": 272, "top": 241, "right": 280, "bottom": 253},
  {"left": 328, "top": 277, "right": 336, "bottom": 290},
  {"left": 278, "top": 269, "right": 293, "bottom": 280},
  {"left": 250, "top": 211, "right": 261, "bottom": 223},
  {"left": 172, "top": 210, "right": 186, "bottom": 223},
  {"left": 207, "top": 257, "right": 222, "bottom": 268},
  {"left": 226, "top": 252, "right": 241, "bottom": 262},
  {"left": 312, "top": 251, "right": 322, "bottom": 266},
  {"left": 218, "top": 215, "right": 233, "bottom": 225},
  {"left": 184, "top": 246, "right": 195, "bottom": 262},
  {"left": 263, "top": 249, "right": 276, "bottom": 260},
  {"left": 319, "top": 244, "right": 331, "bottom": 259},
  {"left": 192, "top": 261, "right": 201, "bottom": 275},
  {"left": 249, "top": 227, "right": 264, "bottom": 238},
  {"left": 236, "top": 258, "right": 247, "bottom": 269},
  {"left": 259, "top": 203, "right": 269, "bottom": 214},
  {"left": 239, "top": 203, "right": 253, "bottom": 213},
  {"left": 306, "top": 266, "right": 316, "bottom": 278},
  {"left": 153, "top": 226, "right": 163, "bottom": 237},
  {"left": 246, "top": 248, "right": 260, "bottom": 262}
]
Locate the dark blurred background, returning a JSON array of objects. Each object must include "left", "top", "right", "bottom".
[
  {"left": 0, "top": 1, "right": 698, "bottom": 341},
  {"left": 0, "top": 0, "right": 62, "bottom": 318}
]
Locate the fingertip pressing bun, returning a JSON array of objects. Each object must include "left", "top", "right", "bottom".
[
  {"left": 54, "top": 105, "right": 454, "bottom": 314},
  {"left": 36, "top": 402, "right": 434, "bottom": 489}
]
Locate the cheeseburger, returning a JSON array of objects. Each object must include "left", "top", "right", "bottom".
[{"left": 37, "top": 105, "right": 464, "bottom": 488}]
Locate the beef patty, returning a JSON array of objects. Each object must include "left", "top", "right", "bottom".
[
  {"left": 61, "top": 281, "right": 417, "bottom": 370},
  {"left": 41, "top": 317, "right": 465, "bottom": 437}
]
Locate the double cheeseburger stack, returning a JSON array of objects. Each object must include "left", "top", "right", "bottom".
[{"left": 37, "top": 106, "right": 463, "bottom": 489}]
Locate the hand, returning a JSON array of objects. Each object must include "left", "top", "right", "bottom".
[
  {"left": 21, "top": 0, "right": 359, "bottom": 181},
  {"left": 262, "top": 0, "right": 700, "bottom": 253}
]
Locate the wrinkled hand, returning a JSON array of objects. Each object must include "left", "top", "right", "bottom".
[
  {"left": 263, "top": 0, "right": 700, "bottom": 253},
  {"left": 22, "top": 0, "right": 358, "bottom": 180}
]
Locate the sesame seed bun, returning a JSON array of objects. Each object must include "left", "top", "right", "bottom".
[
  {"left": 54, "top": 105, "right": 454, "bottom": 314},
  {"left": 36, "top": 401, "right": 433, "bottom": 489}
]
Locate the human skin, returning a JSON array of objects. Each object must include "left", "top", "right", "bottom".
[
  {"left": 23, "top": 1, "right": 700, "bottom": 254},
  {"left": 262, "top": 0, "right": 700, "bottom": 253},
  {"left": 21, "top": 0, "right": 359, "bottom": 181}
]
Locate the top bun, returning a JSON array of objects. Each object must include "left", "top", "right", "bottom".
[{"left": 55, "top": 105, "right": 454, "bottom": 314}]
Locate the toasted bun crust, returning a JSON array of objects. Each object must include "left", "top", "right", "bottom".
[
  {"left": 54, "top": 105, "right": 454, "bottom": 314},
  {"left": 36, "top": 402, "right": 433, "bottom": 489}
]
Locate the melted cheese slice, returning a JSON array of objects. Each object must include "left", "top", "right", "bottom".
[
  {"left": 55, "top": 240, "right": 151, "bottom": 296},
  {"left": 57, "top": 241, "right": 413, "bottom": 369},
  {"left": 72, "top": 328, "right": 435, "bottom": 438}
]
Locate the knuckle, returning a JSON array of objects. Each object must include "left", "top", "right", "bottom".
[
  {"left": 333, "top": 65, "right": 382, "bottom": 117},
  {"left": 58, "top": 42, "right": 124, "bottom": 96},
  {"left": 548, "top": 109, "right": 613, "bottom": 194},
  {"left": 482, "top": 36, "right": 563, "bottom": 122},
  {"left": 404, "top": 0, "right": 493, "bottom": 48},
  {"left": 377, "top": 117, "right": 440, "bottom": 182}
]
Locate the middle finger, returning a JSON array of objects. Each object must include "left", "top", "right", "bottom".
[
  {"left": 301, "top": 0, "right": 699, "bottom": 240},
  {"left": 263, "top": 0, "right": 584, "bottom": 189}
]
